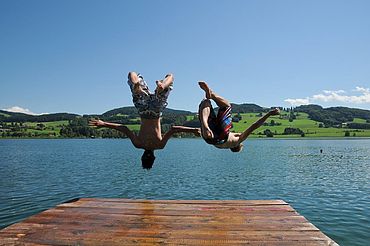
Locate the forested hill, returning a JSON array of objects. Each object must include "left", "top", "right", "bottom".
[
  {"left": 2, "top": 104, "right": 370, "bottom": 138},
  {"left": 1, "top": 104, "right": 370, "bottom": 127},
  {"left": 0, "top": 107, "right": 194, "bottom": 123},
  {"left": 229, "top": 103, "right": 264, "bottom": 113},
  {"left": 0, "top": 110, "right": 79, "bottom": 123},
  {"left": 295, "top": 105, "right": 370, "bottom": 126},
  {"left": 102, "top": 107, "right": 193, "bottom": 118}
]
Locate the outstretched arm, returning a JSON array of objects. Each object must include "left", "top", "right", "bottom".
[
  {"left": 237, "top": 108, "right": 280, "bottom": 144},
  {"left": 159, "top": 126, "right": 201, "bottom": 149},
  {"left": 89, "top": 119, "right": 141, "bottom": 147}
]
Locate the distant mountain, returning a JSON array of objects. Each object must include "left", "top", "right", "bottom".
[
  {"left": 0, "top": 110, "right": 79, "bottom": 122},
  {"left": 102, "top": 107, "right": 193, "bottom": 118},
  {"left": 295, "top": 104, "right": 370, "bottom": 126},
  {"left": 101, "top": 107, "right": 138, "bottom": 117},
  {"left": 230, "top": 103, "right": 265, "bottom": 113},
  {"left": 0, "top": 107, "right": 194, "bottom": 123},
  {"left": 2, "top": 104, "right": 370, "bottom": 127}
]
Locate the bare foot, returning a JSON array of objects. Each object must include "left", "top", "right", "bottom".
[
  {"left": 269, "top": 108, "right": 280, "bottom": 116},
  {"left": 198, "top": 81, "right": 212, "bottom": 99},
  {"left": 156, "top": 80, "right": 165, "bottom": 93}
]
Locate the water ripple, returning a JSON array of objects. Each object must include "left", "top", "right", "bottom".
[{"left": 0, "top": 139, "right": 369, "bottom": 245}]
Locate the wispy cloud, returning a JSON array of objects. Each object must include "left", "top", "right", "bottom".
[
  {"left": 284, "top": 98, "right": 310, "bottom": 106},
  {"left": 285, "top": 86, "right": 370, "bottom": 106},
  {"left": 2, "top": 106, "right": 49, "bottom": 115}
]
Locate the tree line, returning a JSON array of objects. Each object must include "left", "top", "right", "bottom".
[{"left": 295, "top": 105, "right": 370, "bottom": 127}]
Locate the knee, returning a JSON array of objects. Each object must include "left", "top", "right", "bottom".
[{"left": 199, "top": 99, "right": 211, "bottom": 109}]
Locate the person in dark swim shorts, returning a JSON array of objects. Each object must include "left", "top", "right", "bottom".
[
  {"left": 198, "top": 81, "right": 280, "bottom": 152},
  {"left": 199, "top": 99, "right": 232, "bottom": 146},
  {"left": 89, "top": 72, "right": 200, "bottom": 169}
]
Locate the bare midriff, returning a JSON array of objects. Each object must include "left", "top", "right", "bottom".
[{"left": 137, "top": 118, "right": 162, "bottom": 150}]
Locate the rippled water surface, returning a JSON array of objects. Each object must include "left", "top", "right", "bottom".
[{"left": 0, "top": 139, "right": 369, "bottom": 245}]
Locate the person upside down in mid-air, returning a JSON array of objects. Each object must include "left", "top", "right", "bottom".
[
  {"left": 89, "top": 72, "right": 200, "bottom": 169},
  {"left": 198, "top": 81, "right": 280, "bottom": 152}
]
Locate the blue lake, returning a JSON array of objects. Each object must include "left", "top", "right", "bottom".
[{"left": 0, "top": 139, "right": 369, "bottom": 245}]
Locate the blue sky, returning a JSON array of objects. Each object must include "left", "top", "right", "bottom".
[{"left": 1, "top": 0, "right": 369, "bottom": 115}]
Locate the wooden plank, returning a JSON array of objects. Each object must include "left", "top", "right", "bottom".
[
  {"left": 58, "top": 201, "right": 295, "bottom": 211},
  {"left": 2, "top": 223, "right": 327, "bottom": 240},
  {"left": 0, "top": 227, "right": 335, "bottom": 246},
  {"left": 0, "top": 199, "right": 338, "bottom": 245},
  {"left": 50, "top": 207, "right": 300, "bottom": 217},
  {"left": 21, "top": 210, "right": 310, "bottom": 224},
  {"left": 74, "top": 198, "right": 288, "bottom": 205}
]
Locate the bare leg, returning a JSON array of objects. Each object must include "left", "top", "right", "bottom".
[
  {"left": 198, "top": 100, "right": 214, "bottom": 139},
  {"left": 238, "top": 108, "right": 280, "bottom": 142},
  {"left": 156, "top": 73, "right": 174, "bottom": 94},
  {"left": 128, "top": 71, "right": 145, "bottom": 95},
  {"left": 198, "top": 81, "right": 231, "bottom": 108},
  {"left": 128, "top": 71, "right": 139, "bottom": 83}
]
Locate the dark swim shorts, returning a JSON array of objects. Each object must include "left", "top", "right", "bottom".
[{"left": 199, "top": 99, "right": 232, "bottom": 145}]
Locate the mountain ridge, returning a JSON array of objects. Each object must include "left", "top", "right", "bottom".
[{"left": 1, "top": 104, "right": 370, "bottom": 125}]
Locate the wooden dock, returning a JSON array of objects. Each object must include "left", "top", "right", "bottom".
[{"left": 0, "top": 198, "right": 338, "bottom": 245}]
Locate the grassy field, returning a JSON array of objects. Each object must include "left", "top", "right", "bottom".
[
  {"left": 230, "top": 112, "right": 370, "bottom": 138},
  {"left": 22, "top": 121, "right": 69, "bottom": 137},
  {"left": 352, "top": 118, "right": 367, "bottom": 123},
  {"left": 126, "top": 125, "right": 141, "bottom": 131},
  {"left": 120, "top": 111, "right": 370, "bottom": 138},
  {"left": 0, "top": 112, "right": 10, "bottom": 117},
  {"left": 1, "top": 113, "right": 369, "bottom": 138}
]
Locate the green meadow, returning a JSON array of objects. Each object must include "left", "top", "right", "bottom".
[
  {"left": 13, "top": 121, "right": 68, "bottom": 138},
  {"left": 120, "top": 111, "right": 370, "bottom": 138},
  {"left": 1, "top": 113, "right": 370, "bottom": 138},
  {"left": 230, "top": 112, "right": 370, "bottom": 138}
]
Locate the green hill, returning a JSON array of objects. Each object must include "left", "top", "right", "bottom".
[
  {"left": 1, "top": 104, "right": 370, "bottom": 138},
  {"left": 0, "top": 110, "right": 79, "bottom": 123},
  {"left": 230, "top": 111, "right": 370, "bottom": 138},
  {"left": 295, "top": 105, "right": 370, "bottom": 127},
  {"left": 102, "top": 107, "right": 192, "bottom": 118},
  {"left": 229, "top": 103, "right": 265, "bottom": 113}
]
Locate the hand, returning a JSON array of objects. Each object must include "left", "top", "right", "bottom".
[
  {"left": 88, "top": 119, "right": 105, "bottom": 128},
  {"left": 269, "top": 108, "right": 280, "bottom": 116}
]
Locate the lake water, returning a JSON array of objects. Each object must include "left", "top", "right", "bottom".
[{"left": 0, "top": 139, "right": 369, "bottom": 245}]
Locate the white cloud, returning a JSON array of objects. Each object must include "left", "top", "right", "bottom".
[
  {"left": 322, "top": 90, "right": 345, "bottom": 94},
  {"left": 3, "top": 106, "right": 37, "bottom": 115},
  {"left": 285, "top": 86, "right": 370, "bottom": 106},
  {"left": 354, "top": 86, "right": 370, "bottom": 94},
  {"left": 284, "top": 98, "right": 310, "bottom": 106}
]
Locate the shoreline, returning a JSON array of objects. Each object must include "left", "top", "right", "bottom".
[{"left": 1, "top": 137, "right": 370, "bottom": 140}]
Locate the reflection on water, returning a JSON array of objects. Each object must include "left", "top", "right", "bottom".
[{"left": 0, "top": 139, "right": 369, "bottom": 246}]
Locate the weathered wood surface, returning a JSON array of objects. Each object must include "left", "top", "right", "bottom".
[{"left": 0, "top": 198, "right": 338, "bottom": 245}]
